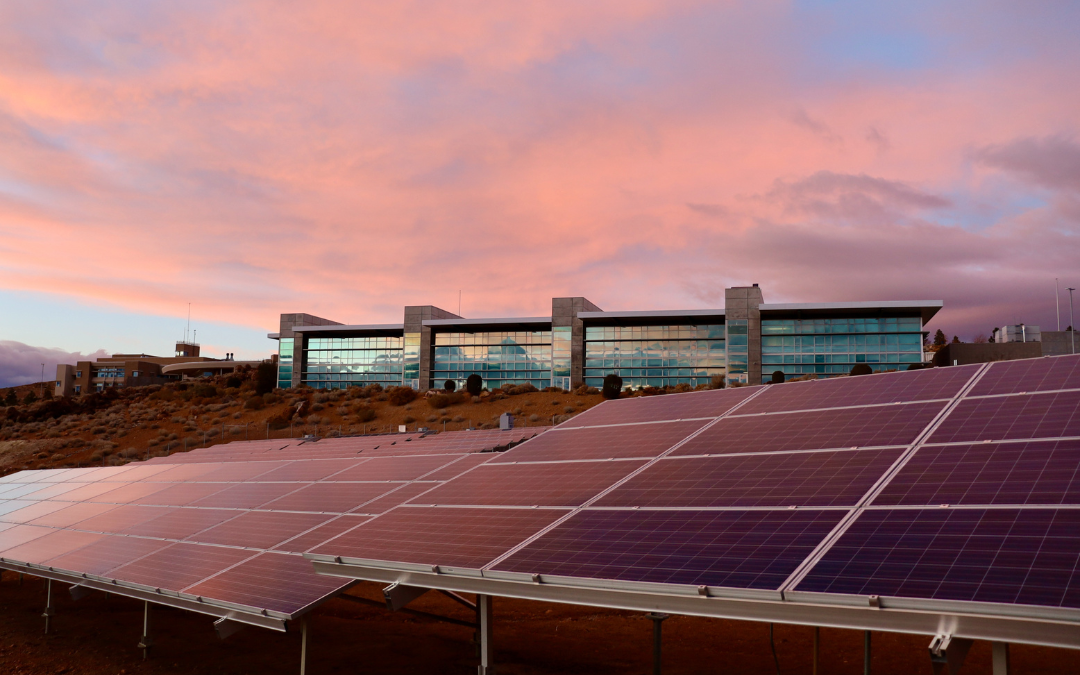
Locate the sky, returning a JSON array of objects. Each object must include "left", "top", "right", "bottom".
[{"left": 1, "top": 1, "right": 1078, "bottom": 385}]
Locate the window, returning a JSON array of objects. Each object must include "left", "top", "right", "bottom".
[
  {"left": 74, "top": 385, "right": 81, "bottom": 394},
  {"left": 76, "top": 370, "right": 82, "bottom": 378},
  {"left": 55, "top": 381, "right": 61, "bottom": 387},
  {"left": 132, "top": 371, "right": 139, "bottom": 377}
]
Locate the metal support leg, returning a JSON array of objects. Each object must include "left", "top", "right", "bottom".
[
  {"left": 42, "top": 579, "right": 54, "bottom": 634},
  {"left": 992, "top": 642, "right": 1010, "bottom": 675},
  {"left": 646, "top": 613, "right": 668, "bottom": 675},
  {"left": 812, "top": 626, "right": 820, "bottom": 675},
  {"left": 477, "top": 594, "right": 494, "bottom": 675},
  {"left": 137, "top": 601, "right": 153, "bottom": 660},
  {"left": 300, "top": 615, "right": 308, "bottom": 675},
  {"left": 863, "top": 630, "right": 871, "bottom": 675}
]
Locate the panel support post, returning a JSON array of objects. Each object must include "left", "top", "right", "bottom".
[
  {"left": 137, "top": 601, "right": 153, "bottom": 660},
  {"left": 992, "top": 642, "right": 1010, "bottom": 675},
  {"left": 477, "top": 594, "right": 494, "bottom": 675},
  {"left": 646, "top": 613, "right": 668, "bottom": 675},
  {"left": 812, "top": 627, "right": 820, "bottom": 675},
  {"left": 300, "top": 615, "right": 309, "bottom": 675},
  {"left": 863, "top": 630, "right": 871, "bottom": 675},
  {"left": 42, "top": 579, "right": 54, "bottom": 634}
]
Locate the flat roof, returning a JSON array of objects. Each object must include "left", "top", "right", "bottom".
[
  {"left": 291, "top": 324, "right": 405, "bottom": 333},
  {"left": 423, "top": 317, "right": 551, "bottom": 328},
  {"left": 578, "top": 309, "right": 726, "bottom": 320},
  {"left": 760, "top": 300, "right": 943, "bottom": 322}
]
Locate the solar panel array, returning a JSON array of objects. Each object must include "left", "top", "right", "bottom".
[
  {"left": 311, "top": 355, "right": 1080, "bottom": 618},
  {"left": 0, "top": 426, "right": 548, "bottom": 624}
]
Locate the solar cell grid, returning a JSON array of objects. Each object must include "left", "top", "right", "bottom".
[
  {"left": 563, "top": 387, "right": 759, "bottom": 428},
  {"left": 131, "top": 482, "right": 228, "bottom": 506},
  {"left": 494, "top": 509, "right": 846, "bottom": 590},
  {"left": 190, "top": 511, "right": 330, "bottom": 549},
  {"left": 251, "top": 459, "right": 365, "bottom": 483},
  {"left": 797, "top": 508, "right": 1080, "bottom": 608},
  {"left": 0, "top": 500, "right": 72, "bottom": 524},
  {"left": 420, "top": 453, "right": 496, "bottom": 481},
  {"left": 970, "top": 354, "right": 1080, "bottom": 396},
  {"left": 874, "top": 440, "right": 1080, "bottom": 506},
  {"left": 57, "top": 482, "right": 131, "bottom": 502},
  {"left": 416, "top": 460, "right": 646, "bottom": 507},
  {"left": 260, "top": 483, "right": 403, "bottom": 514},
  {"left": 73, "top": 504, "right": 167, "bottom": 534},
  {"left": 0, "top": 483, "right": 55, "bottom": 499},
  {"left": 20, "top": 482, "right": 88, "bottom": 500},
  {"left": 26, "top": 502, "right": 119, "bottom": 528},
  {"left": 273, "top": 515, "right": 369, "bottom": 554},
  {"left": 313, "top": 506, "right": 567, "bottom": 569},
  {"left": 0, "top": 529, "right": 102, "bottom": 565},
  {"left": 356, "top": 483, "right": 439, "bottom": 514},
  {"left": 189, "top": 482, "right": 303, "bottom": 510},
  {"left": 45, "top": 535, "right": 171, "bottom": 577},
  {"left": 737, "top": 365, "right": 978, "bottom": 415},
  {"left": 491, "top": 420, "right": 709, "bottom": 464},
  {"left": 330, "top": 454, "right": 459, "bottom": 482},
  {"left": 110, "top": 542, "right": 255, "bottom": 592},
  {"left": 122, "top": 508, "right": 238, "bottom": 540},
  {"left": 87, "top": 482, "right": 170, "bottom": 504},
  {"left": 0, "top": 524, "right": 54, "bottom": 555},
  {"left": 673, "top": 402, "right": 944, "bottom": 457},
  {"left": 184, "top": 552, "right": 351, "bottom": 615},
  {"left": 0, "top": 500, "right": 33, "bottom": 517},
  {"left": 596, "top": 449, "right": 904, "bottom": 509},
  {"left": 929, "top": 391, "right": 1080, "bottom": 444}
]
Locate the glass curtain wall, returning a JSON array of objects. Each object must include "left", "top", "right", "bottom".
[
  {"left": 433, "top": 331, "right": 552, "bottom": 390},
  {"left": 551, "top": 326, "right": 572, "bottom": 390},
  {"left": 277, "top": 338, "right": 294, "bottom": 389},
  {"left": 761, "top": 316, "right": 923, "bottom": 380},
  {"left": 301, "top": 336, "right": 404, "bottom": 389},
  {"left": 584, "top": 324, "right": 726, "bottom": 389},
  {"left": 403, "top": 333, "right": 421, "bottom": 388},
  {"left": 725, "top": 320, "right": 748, "bottom": 385}
]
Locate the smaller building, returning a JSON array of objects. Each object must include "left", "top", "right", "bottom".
[
  {"left": 55, "top": 342, "right": 263, "bottom": 398},
  {"left": 932, "top": 342, "right": 1042, "bottom": 368}
]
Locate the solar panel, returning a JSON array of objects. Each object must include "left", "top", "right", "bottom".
[
  {"left": 490, "top": 420, "right": 710, "bottom": 463},
  {"left": 874, "top": 439, "right": 1080, "bottom": 506},
  {"left": 25, "top": 502, "right": 119, "bottom": 528},
  {"left": 188, "top": 482, "right": 303, "bottom": 510},
  {"left": 0, "top": 529, "right": 103, "bottom": 565},
  {"left": 109, "top": 542, "right": 255, "bottom": 591},
  {"left": 272, "top": 515, "right": 369, "bottom": 554},
  {"left": 250, "top": 458, "right": 364, "bottom": 482},
  {"left": 313, "top": 506, "right": 568, "bottom": 570},
  {"left": 131, "top": 482, "right": 228, "bottom": 506},
  {"left": 0, "top": 524, "right": 54, "bottom": 555},
  {"left": 929, "top": 390, "right": 1080, "bottom": 444},
  {"left": 562, "top": 387, "right": 759, "bottom": 427},
  {"left": 969, "top": 354, "right": 1080, "bottom": 396},
  {"left": 672, "top": 402, "right": 944, "bottom": 456},
  {"left": 414, "top": 460, "right": 647, "bottom": 507},
  {"left": 355, "top": 483, "right": 438, "bottom": 514},
  {"left": 494, "top": 509, "right": 846, "bottom": 590},
  {"left": 191, "top": 511, "right": 331, "bottom": 549},
  {"left": 795, "top": 508, "right": 1080, "bottom": 607},
  {"left": 74, "top": 504, "right": 170, "bottom": 534},
  {"left": 46, "top": 535, "right": 172, "bottom": 576},
  {"left": 87, "top": 482, "right": 170, "bottom": 504},
  {"left": 329, "top": 454, "right": 459, "bottom": 481},
  {"left": 122, "top": 508, "right": 238, "bottom": 540},
  {"left": 0, "top": 500, "right": 72, "bottom": 524},
  {"left": 419, "top": 453, "right": 496, "bottom": 481},
  {"left": 261, "top": 483, "right": 405, "bottom": 514},
  {"left": 183, "top": 552, "right": 351, "bottom": 615},
  {"left": 595, "top": 449, "right": 904, "bottom": 508},
  {"left": 737, "top": 365, "right": 979, "bottom": 415}
]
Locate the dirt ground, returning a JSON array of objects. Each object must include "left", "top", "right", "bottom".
[{"left": 0, "top": 572, "right": 1075, "bottom": 675}]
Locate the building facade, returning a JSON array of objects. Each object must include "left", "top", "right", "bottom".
[{"left": 271, "top": 286, "right": 940, "bottom": 390}]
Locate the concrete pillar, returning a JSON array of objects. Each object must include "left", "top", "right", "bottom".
[{"left": 551, "top": 297, "right": 602, "bottom": 389}]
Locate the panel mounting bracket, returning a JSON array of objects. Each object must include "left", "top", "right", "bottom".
[
  {"left": 383, "top": 582, "right": 431, "bottom": 611},
  {"left": 929, "top": 634, "right": 973, "bottom": 675}
]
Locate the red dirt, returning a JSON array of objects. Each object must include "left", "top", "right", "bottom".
[{"left": 0, "top": 572, "right": 1074, "bottom": 674}]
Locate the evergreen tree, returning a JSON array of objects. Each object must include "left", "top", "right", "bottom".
[
  {"left": 933, "top": 329, "right": 947, "bottom": 347},
  {"left": 951, "top": 335, "right": 961, "bottom": 344},
  {"left": 3, "top": 389, "right": 17, "bottom": 406}
]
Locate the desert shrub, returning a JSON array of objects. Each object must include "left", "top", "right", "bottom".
[
  {"left": 529, "top": 414, "right": 539, "bottom": 422},
  {"left": 564, "top": 406, "right": 575, "bottom": 414},
  {"left": 91, "top": 426, "right": 106, "bottom": 434},
  {"left": 510, "top": 383, "right": 538, "bottom": 395},
  {"left": 426, "top": 415, "right": 438, "bottom": 423},
  {"left": 602, "top": 374, "right": 623, "bottom": 400},
  {"left": 673, "top": 383, "right": 693, "bottom": 392},
  {"left": 444, "top": 380, "right": 457, "bottom": 392},
  {"left": 354, "top": 406, "right": 377, "bottom": 423},
  {"left": 193, "top": 384, "right": 218, "bottom": 398},
  {"left": 255, "top": 362, "right": 277, "bottom": 395},
  {"left": 121, "top": 448, "right": 139, "bottom": 458},
  {"left": 452, "top": 415, "right": 464, "bottom": 423},
  {"left": 3, "top": 390, "right": 17, "bottom": 406},
  {"left": 427, "top": 394, "right": 450, "bottom": 409},
  {"left": 466, "top": 374, "right": 483, "bottom": 396},
  {"left": 770, "top": 371, "right": 785, "bottom": 384},
  {"left": 574, "top": 385, "right": 599, "bottom": 396},
  {"left": 709, "top": 374, "right": 725, "bottom": 390},
  {"left": 311, "top": 402, "right": 325, "bottom": 411},
  {"left": 22, "top": 391, "right": 38, "bottom": 405},
  {"left": 232, "top": 411, "right": 242, "bottom": 419},
  {"left": 225, "top": 376, "right": 243, "bottom": 389},
  {"left": 387, "top": 386, "right": 417, "bottom": 406},
  {"left": 850, "top": 364, "right": 873, "bottom": 376},
  {"left": 402, "top": 415, "right": 415, "bottom": 424}
]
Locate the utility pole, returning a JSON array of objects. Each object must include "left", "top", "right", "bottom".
[
  {"left": 1069, "top": 288, "right": 1076, "bottom": 355},
  {"left": 1056, "top": 278, "right": 1061, "bottom": 331}
]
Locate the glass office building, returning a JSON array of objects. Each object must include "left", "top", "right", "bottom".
[{"left": 272, "top": 289, "right": 941, "bottom": 390}]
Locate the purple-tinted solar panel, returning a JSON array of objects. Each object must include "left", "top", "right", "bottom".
[
  {"left": 0, "top": 529, "right": 102, "bottom": 565},
  {"left": 253, "top": 459, "right": 364, "bottom": 483},
  {"left": 122, "top": 508, "right": 238, "bottom": 540},
  {"left": 0, "top": 524, "right": 55, "bottom": 555},
  {"left": 417, "top": 460, "right": 646, "bottom": 507},
  {"left": 147, "top": 463, "right": 226, "bottom": 482},
  {"left": 110, "top": 543, "right": 255, "bottom": 592},
  {"left": 191, "top": 511, "right": 330, "bottom": 549},
  {"left": 929, "top": 391, "right": 1080, "bottom": 444},
  {"left": 87, "top": 482, "right": 170, "bottom": 504},
  {"left": 420, "top": 453, "right": 496, "bottom": 481},
  {"left": 797, "top": 508, "right": 1080, "bottom": 608},
  {"left": 492, "top": 420, "right": 709, "bottom": 464},
  {"left": 356, "top": 483, "right": 438, "bottom": 514},
  {"left": 21, "top": 482, "right": 87, "bottom": 500},
  {"left": 1, "top": 484, "right": 57, "bottom": 499},
  {"left": 0, "top": 500, "right": 72, "bottom": 524},
  {"left": 75, "top": 505, "right": 170, "bottom": 534},
  {"left": 596, "top": 450, "right": 903, "bottom": 508},
  {"left": 260, "top": 483, "right": 401, "bottom": 514},
  {"left": 58, "top": 482, "right": 132, "bottom": 502},
  {"left": 273, "top": 515, "right": 369, "bottom": 554},
  {"left": 313, "top": 506, "right": 567, "bottom": 569},
  {"left": 197, "top": 462, "right": 282, "bottom": 482},
  {"left": 673, "top": 402, "right": 944, "bottom": 457},
  {"left": 330, "top": 455, "right": 458, "bottom": 482},
  {"left": 101, "top": 464, "right": 173, "bottom": 482},
  {"left": 131, "top": 482, "right": 228, "bottom": 506},
  {"left": 27, "top": 502, "right": 119, "bottom": 528},
  {"left": 45, "top": 536, "right": 171, "bottom": 576},
  {"left": 184, "top": 552, "right": 351, "bottom": 615},
  {"left": 563, "top": 387, "right": 760, "bottom": 428},
  {"left": 495, "top": 509, "right": 845, "bottom": 590},
  {"left": 738, "top": 366, "right": 978, "bottom": 415},
  {"left": 875, "top": 440, "right": 1080, "bottom": 506},
  {"left": 189, "top": 482, "right": 303, "bottom": 510},
  {"left": 970, "top": 354, "right": 1080, "bottom": 396}
]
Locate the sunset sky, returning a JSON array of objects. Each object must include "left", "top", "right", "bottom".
[{"left": 1, "top": 1, "right": 1078, "bottom": 383}]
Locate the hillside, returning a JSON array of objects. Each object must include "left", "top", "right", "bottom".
[{"left": 0, "top": 371, "right": 610, "bottom": 476}]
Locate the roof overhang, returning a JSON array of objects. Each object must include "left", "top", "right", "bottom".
[
  {"left": 423, "top": 317, "right": 551, "bottom": 330},
  {"left": 759, "top": 301, "right": 943, "bottom": 324},
  {"left": 161, "top": 361, "right": 262, "bottom": 375},
  {"left": 308, "top": 558, "right": 1080, "bottom": 650},
  {"left": 577, "top": 309, "right": 726, "bottom": 324},
  {"left": 292, "top": 324, "right": 405, "bottom": 334}
]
